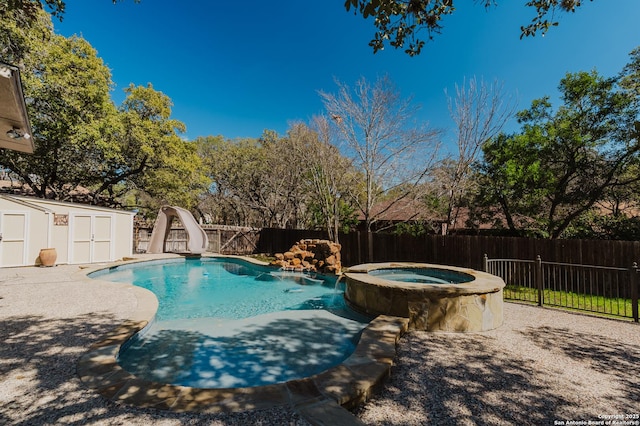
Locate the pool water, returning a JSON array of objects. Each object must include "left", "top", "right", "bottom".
[
  {"left": 368, "top": 267, "right": 474, "bottom": 284},
  {"left": 89, "top": 257, "right": 372, "bottom": 388}
]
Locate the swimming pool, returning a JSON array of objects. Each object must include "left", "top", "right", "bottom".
[{"left": 89, "top": 257, "right": 372, "bottom": 388}]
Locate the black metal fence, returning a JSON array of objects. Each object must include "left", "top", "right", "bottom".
[{"left": 485, "top": 255, "right": 639, "bottom": 322}]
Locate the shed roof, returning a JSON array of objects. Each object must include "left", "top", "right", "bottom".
[{"left": 0, "top": 194, "right": 136, "bottom": 216}]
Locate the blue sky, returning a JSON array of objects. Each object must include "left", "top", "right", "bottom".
[{"left": 55, "top": 1, "right": 640, "bottom": 151}]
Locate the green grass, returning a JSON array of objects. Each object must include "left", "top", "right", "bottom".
[{"left": 504, "top": 284, "right": 638, "bottom": 321}]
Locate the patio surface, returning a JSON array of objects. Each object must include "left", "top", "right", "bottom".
[{"left": 1, "top": 255, "right": 639, "bottom": 425}]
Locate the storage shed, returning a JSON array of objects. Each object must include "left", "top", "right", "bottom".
[{"left": 0, "top": 194, "right": 135, "bottom": 267}]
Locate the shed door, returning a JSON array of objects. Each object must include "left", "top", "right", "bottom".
[
  {"left": 70, "top": 213, "right": 114, "bottom": 264},
  {"left": 0, "top": 211, "right": 28, "bottom": 267}
]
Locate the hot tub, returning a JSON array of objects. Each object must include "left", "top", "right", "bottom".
[{"left": 343, "top": 263, "right": 505, "bottom": 332}]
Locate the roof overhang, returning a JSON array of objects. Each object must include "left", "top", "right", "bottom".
[{"left": 0, "top": 62, "right": 34, "bottom": 154}]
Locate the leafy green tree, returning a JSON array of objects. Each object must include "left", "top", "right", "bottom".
[
  {"left": 196, "top": 126, "right": 359, "bottom": 232},
  {"left": 0, "top": 1, "right": 52, "bottom": 64},
  {"left": 197, "top": 133, "right": 308, "bottom": 228},
  {"left": 0, "top": 9, "right": 207, "bottom": 213},
  {"left": 198, "top": 136, "right": 269, "bottom": 227},
  {"left": 0, "top": 14, "right": 117, "bottom": 199},
  {"left": 477, "top": 69, "right": 640, "bottom": 238},
  {"left": 95, "top": 84, "right": 209, "bottom": 211},
  {"left": 476, "top": 131, "right": 548, "bottom": 235},
  {"left": 1, "top": 0, "right": 65, "bottom": 20},
  {"left": 259, "top": 129, "right": 316, "bottom": 228},
  {"left": 562, "top": 210, "right": 640, "bottom": 240},
  {"left": 620, "top": 46, "right": 640, "bottom": 108},
  {"left": 344, "top": 0, "right": 593, "bottom": 56}
]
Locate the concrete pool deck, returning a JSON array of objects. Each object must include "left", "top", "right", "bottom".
[{"left": 1, "top": 254, "right": 407, "bottom": 425}]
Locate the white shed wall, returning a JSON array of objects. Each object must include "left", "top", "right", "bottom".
[{"left": 0, "top": 195, "right": 135, "bottom": 267}]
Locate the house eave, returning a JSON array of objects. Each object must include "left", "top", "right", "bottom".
[{"left": 0, "top": 62, "right": 35, "bottom": 154}]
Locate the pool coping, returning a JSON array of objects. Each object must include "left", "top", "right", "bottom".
[{"left": 76, "top": 255, "right": 409, "bottom": 420}]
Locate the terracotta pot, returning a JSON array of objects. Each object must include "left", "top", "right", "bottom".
[{"left": 39, "top": 248, "right": 57, "bottom": 267}]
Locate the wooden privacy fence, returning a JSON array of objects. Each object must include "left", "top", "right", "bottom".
[
  {"left": 135, "top": 226, "right": 325, "bottom": 255},
  {"left": 255, "top": 228, "right": 328, "bottom": 255},
  {"left": 485, "top": 255, "right": 639, "bottom": 322},
  {"left": 137, "top": 227, "right": 640, "bottom": 269},
  {"left": 337, "top": 233, "right": 640, "bottom": 270},
  {"left": 255, "top": 231, "right": 605, "bottom": 268},
  {"left": 135, "top": 225, "right": 260, "bottom": 255}
]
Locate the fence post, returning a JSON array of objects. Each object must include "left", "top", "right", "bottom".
[
  {"left": 483, "top": 254, "right": 489, "bottom": 273},
  {"left": 631, "top": 262, "right": 639, "bottom": 323},
  {"left": 535, "top": 255, "right": 543, "bottom": 307}
]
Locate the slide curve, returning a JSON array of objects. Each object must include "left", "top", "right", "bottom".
[{"left": 146, "top": 206, "right": 208, "bottom": 254}]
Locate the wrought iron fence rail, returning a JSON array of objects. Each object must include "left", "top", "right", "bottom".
[
  {"left": 540, "top": 260, "right": 627, "bottom": 271},
  {"left": 484, "top": 255, "right": 639, "bottom": 322},
  {"left": 484, "top": 258, "right": 537, "bottom": 304}
]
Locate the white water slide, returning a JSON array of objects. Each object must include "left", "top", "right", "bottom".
[{"left": 146, "top": 206, "right": 208, "bottom": 254}]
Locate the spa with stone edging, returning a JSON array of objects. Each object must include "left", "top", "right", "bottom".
[
  {"left": 343, "top": 262, "right": 506, "bottom": 332},
  {"left": 76, "top": 256, "right": 408, "bottom": 421}
]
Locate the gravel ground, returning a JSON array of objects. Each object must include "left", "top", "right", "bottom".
[
  {"left": 1, "top": 264, "right": 639, "bottom": 425},
  {"left": 356, "top": 303, "right": 640, "bottom": 425}
]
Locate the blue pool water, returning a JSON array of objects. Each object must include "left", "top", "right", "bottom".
[
  {"left": 369, "top": 267, "right": 474, "bottom": 284},
  {"left": 89, "top": 257, "right": 372, "bottom": 388}
]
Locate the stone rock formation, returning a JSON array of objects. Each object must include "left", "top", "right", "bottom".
[{"left": 271, "top": 239, "right": 341, "bottom": 274}]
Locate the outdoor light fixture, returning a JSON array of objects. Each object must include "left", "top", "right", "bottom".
[
  {"left": 0, "top": 66, "right": 12, "bottom": 79},
  {"left": 6, "top": 127, "right": 30, "bottom": 140}
]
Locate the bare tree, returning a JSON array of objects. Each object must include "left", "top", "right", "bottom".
[
  {"left": 319, "top": 75, "right": 441, "bottom": 239},
  {"left": 441, "top": 77, "right": 516, "bottom": 233},
  {"left": 311, "top": 116, "right": 358, "bottom": 243},
  {"left": 287, "top": 118, "right": 358, "bottom": 243}
]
